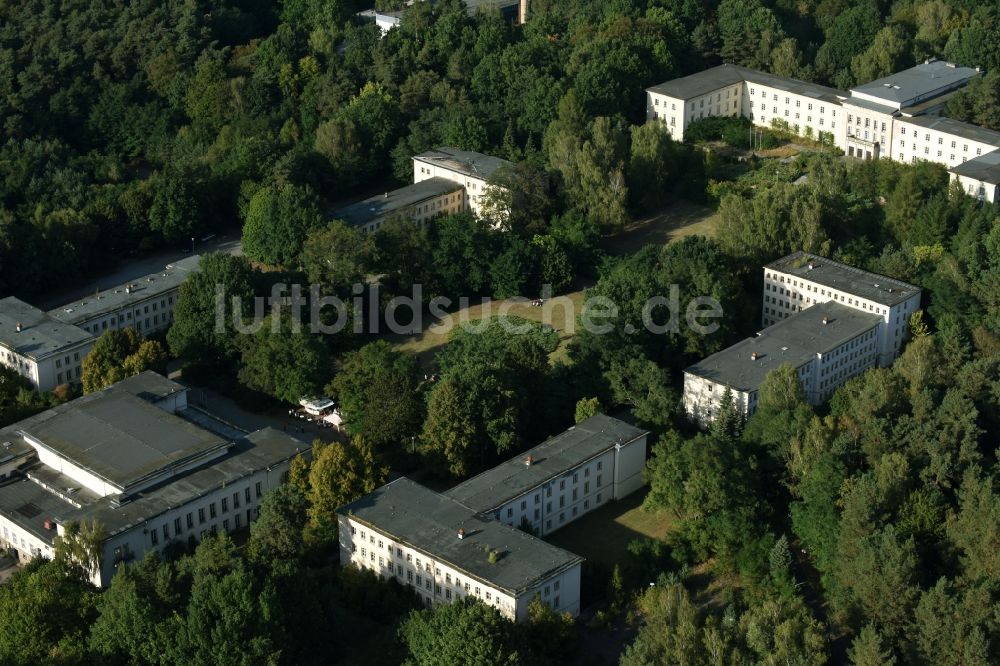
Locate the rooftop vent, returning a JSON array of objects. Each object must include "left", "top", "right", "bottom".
[
  {"left": 43, "top": 518, "right": 55, "bottom": 530},
  {"left": 807, "top": 262, "right": 815, "bottom": 270},
  {"left": 14, "top": 321, "right": 22, "bottom": 333},
  {"left": 525, "top": 455, "right": 534, "bottom": 467},
  {"left": 750, "top": 351, "right": 759, "bottom": 361},
  {"left": 125, "top": 286, "right": 131, "bottom": 294},
  {"left": 2, "top": 442, "right": 10, "bottom": 449},
  {"left": 457, "top": 528, "right": 466, "bottom": 540},
  {"left": 822, "top": 315, "right": 829, "bottom": 325},
  {"left": 64, "top": 308, "right": 73, "bottom": 313}
]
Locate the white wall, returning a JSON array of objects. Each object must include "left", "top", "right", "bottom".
[
  {"left": 413, "top": 161, "right": 496, "bottom": 217},
  {"left": 339, "top": 514, "right": 582, "bottom": 622},
  {"left": 613, "top": 434, "right": 647, "bottom": 500},
  {"left": 953, "top": 173, "right": 999, "bottom": 203}
]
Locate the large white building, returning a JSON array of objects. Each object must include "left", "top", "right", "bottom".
[
  {"left": 0, "top": 256, "right": 203, "bottom": 392},
  {"left": 684, "top": 253, "right": 921, "bottom": 425},
  {"left": 47, "top": 255, "right": 202, "bottom": 338},
  {"left": 412, "top": 147, "right": 511, "bottom": 217},
  {"left": 446, "top": 414, "right": 647, "bottom": 537},
  {"left": 338, "top": 478, "right": 583, "bottom": 622},
  {"left": 0, "top": 372, "right": 305, "bottom": 586},
  {"left": 647, "top": 60, "right": 1000, "bottom": 202},
  {"left": 0, "top": 297, "right": 95, "bottom": 391},
  {"left": 763, "top": 252, "right": 921, "bottom": 366},
  {"left": 337, "top": 414, "right": 647, "bottom": 621}
]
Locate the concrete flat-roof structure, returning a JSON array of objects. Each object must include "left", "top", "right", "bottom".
[
  {"left": 850, "top": 61, "right": 979, "bottom": 109},
  {"left": 412, "top": 147, "right": 511, "bottom": 181},
  {"left": 686, "top": 302, "right": 883, "bottom": 394},
  {"left": 765, "top": 252, "right": 920, "bottom": 307},
  {"left": 340, "top": 477, "right": 582, "bottom": 595},
  {"left": 332, "top": 178, "right": 463, "bottom": 230},
  {"left": 0, "top": 297, "right": 92, "bottom": 362},
  {"left": 446, "top": 414, "right": 646, "bottom": 513},
  {"left": 47, "top": 255, "right": 202, "bottom": 328},
  {"left": 0, "top": 372, "right": 306, "bottom": 586},
  {"left": 901, "top": 114, "right": 1000, "bottom": 148}
]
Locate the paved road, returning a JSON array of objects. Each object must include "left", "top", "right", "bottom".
[{"left": 36, "top": 234, "right": 242, "bottom": 310}]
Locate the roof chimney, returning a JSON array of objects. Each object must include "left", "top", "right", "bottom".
[
  {"left": 14, "top": 321, "right": 22, "bottom": 333},
  {"left": 384, "top": 192, "right": 389, "bottom": 198},
  {"left": 750, "top": 351, "right": 758, "bottom": 361},
  {"left": 807, "top": 262, "right": 814, "bottom": 270},
  {"left": 457, "top": 528, "right": 466, "bottom": 540},
  {"left": 525, "top": 455, "right": 534, "bottom": 467},
  {"left": 822, "top": 315, "right": 829, "bottom": 325},
  {"left": 43, "top": 518, "right": 55, "bottom": 530}
]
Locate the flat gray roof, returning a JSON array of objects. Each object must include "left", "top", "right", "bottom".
[
  {"left": 685, "top": 302, "right": 883, "bottom": 393},
  {"left": 0, "top": 426, "right": 307, "bottom": 541},
  {"left": 851, "top": 61, "right": 978, "bottom": 106},
  {"left": 111, "top": 371, "right": 187, "bottom": 403},
  {"left": 647, "top": 64, "right": 843, "bottom": 104},
  {"left": 412, "top": 147, "right": 511, "bottom": 180},
  {"left": 446, "top": 415, "right": 646, "bottom": 512},
  {"left": 0, "top": 297, "right": 93, "bottom": 361},
  {"left": 900, "top": 114, "right": 1000, "bottom": 148},
  {"left": 949, "top": 151, "right": 1000, "bottom": 184},
  {"left": 47, "top": 255, "right": 202, "bottom": 326},
  {"left": 19, "top": 388, "right": 228, "bottom": 492},
  {"left": 332, "top": 178, "right": 462, "bottom": 228},
  {"left": 766, "top": 251, "right": 920, "bottom": 306},
  {"left": 339, "top": 478, "right": 582, "bottom": 594},
  {"left": 66, "top": 427, "right": 307, "bottom": 537}
]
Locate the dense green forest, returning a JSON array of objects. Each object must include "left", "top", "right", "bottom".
[{"left": 4, "top": 0, "right": 1000, "bottom": 664}]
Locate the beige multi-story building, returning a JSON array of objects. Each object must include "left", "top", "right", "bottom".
[
  {"left": 763, "top": 252, "right": 922, "bottom": 366},
  {"left": 445, "top": 414, "right": 647, "bottom": 537},
  {"left": 338, "top": 478, "right": 583, "bottom": 622},
  {"left": 0, "top": 297, "right": 94, "bottom": 391},
  {"left": 332, "top": 178, "right": 464, "bottom": 234},
  {"left": 47, "top": 255, "right": 202, "bottom": 337},
  {"left": 0, "top": 372, "right": 305, "bottom": 586},
  {"left": 412, "top": 147, "right": 511, "bottom": 218},
  {"left": 647, "top": 60, "right": 1000, "bottom": 202}
]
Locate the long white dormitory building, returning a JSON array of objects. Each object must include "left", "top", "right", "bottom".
[
  {"left": 337, "top": 414, "right": 648, "bottom": 622},
  {"left": 647, "top": 60, "right": 1000, "bottom": 202},
  {"left": 0, "top": 256, "right": 202, "bottom": 392},
  {"left": 684, "top": 252, "right": 921, "bottom": 425},
  {"left": 0, "top": 371, "right": 305, "bottom": 586}
]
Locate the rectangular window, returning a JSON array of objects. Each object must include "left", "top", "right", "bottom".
[
  {"left": 256, "top": 482, "right": 262, "bottom": 498},
  {"left": 186, "top": 513, "right": 194, "bottom": 529},
  {"left": 174, "top": 517, "right": 182, "bottom": 534},
  {"left": 151, "top": 530, "right": 158, "bottom": 546},
  {"left": 233, "top": 492, "right": 240, "bottom": 509},
  {"left": 209, "top": 503, "right": 217, "bottom": 518},
  {"left": 221, "top": 498, "right": 228, "bottom": 513},
  {"left": 199, "top": 508, "right": 206, "bottom": 524}
]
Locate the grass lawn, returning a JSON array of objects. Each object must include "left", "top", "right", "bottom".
[
  {"left": 387, "top": 199, "right": 719, "bottom": 368},
  {"left": 386, "top": 287, "right": 588, "bottom": 370},
  {"left": 546, "top": 491, "right": 676, "bottom": 568},
  {"left": 602, "top": 200, "right": 720, "bottom": 256}
]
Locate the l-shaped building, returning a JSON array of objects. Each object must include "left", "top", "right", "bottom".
[
  {"left": 683, "top": 253, "right": 921, "bottom": 425},
  {"left": 647, "top": 59, "right": 1000, "bottom": 201},
  {"left": 337, "top": 414, "right": 647, "bottom": 621}
]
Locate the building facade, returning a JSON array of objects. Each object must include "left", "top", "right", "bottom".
[
  {"left": 0, "top": 372, "right": 306, "bottom": 586},
  {"left": 331, "top": 178, "right": 464, "bottom": 234},
  {"left": 646, "top": 60, "right": 1000, "bottom": 201},
  {"left": 762, "top": 252, "right": 921, "bottom": 366},
  {"left": 683, "top": 252, "right": 921, "bottom": 425},
  {"left": 445, "top": 414, "right": 647, "bottom": 537},
  {"left": 338, "top": 478, "right": 583, "bottom": 622},
  {"left": 0, "top": 297, "right": 94, "bottom": 391},
  {"left": 47, "top": 255, "right": 202, "bottom": 337},
  {"left": 337, "top": 414, "right": 646, "bottom": 621},
  {"left": 684, "top": 302, "right": 883, "bottom": 425},
  {"left": 412, "top": 147, "right": 511, "bottom": 218}
]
